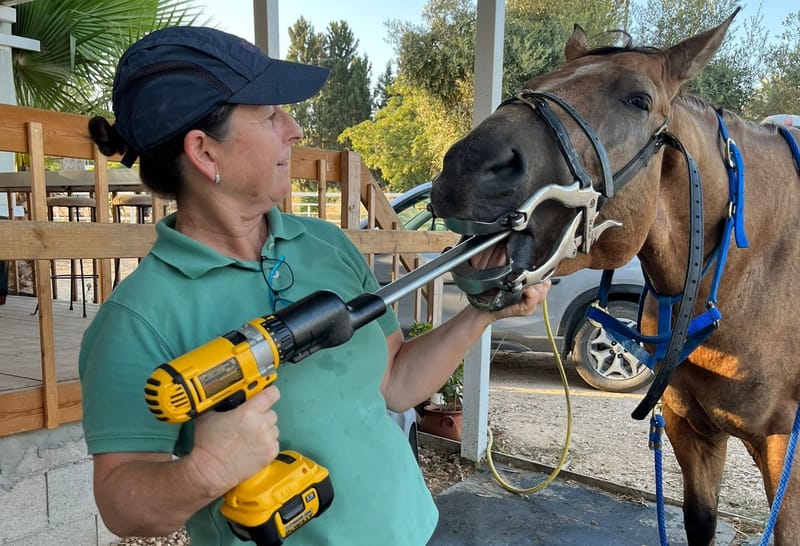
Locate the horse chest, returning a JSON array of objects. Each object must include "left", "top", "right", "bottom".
[{"left": 667, "top": 348, "right": 778, "bottom": 436}]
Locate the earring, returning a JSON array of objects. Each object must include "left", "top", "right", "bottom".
[{"left": 213, "top": 172, "right": 221, "bottom": 185}]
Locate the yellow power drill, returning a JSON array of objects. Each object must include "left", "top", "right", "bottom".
[
  {"left": 144, "top": 290, "right": 377, "bottom": 545},
  {"left": 143, "top": 231, "right": 511, "bottom": 545}
]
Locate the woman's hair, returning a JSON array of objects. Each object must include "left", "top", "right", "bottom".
[{"left": 88, "top": 104, "right": 236, "bottom": 199}]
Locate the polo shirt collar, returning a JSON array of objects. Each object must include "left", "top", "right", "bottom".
[{"left": 151, "top": 209, "right": 306, "bottom": 279}]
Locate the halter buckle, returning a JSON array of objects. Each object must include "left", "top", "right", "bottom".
[{"left": 724, "top": 137, "right": 736, "bottom": 168}]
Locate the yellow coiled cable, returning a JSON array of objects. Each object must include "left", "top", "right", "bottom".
[{"left": 486, "top": 296, "right": 573, "bottom": 494}]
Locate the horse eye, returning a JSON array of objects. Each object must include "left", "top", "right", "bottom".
[{"left": 625, "top": 94, "right": 651, "bottom": 112}]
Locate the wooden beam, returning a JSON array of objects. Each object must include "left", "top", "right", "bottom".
[
  {"left": 340, "top": 150, "right": 361, "bottom": 228},
  {"left": 290, "top": 147, "right": 343, "bottom": 181},
  {"left": 93, "top": 150, "right": 113, "bottom": 302},
  {"left": 0, "top": 221, "right": 156, "bottom": 260},
  {"left": 0, "top": 381, "right": 82, "bottom": 438},
  {"left": 0, "top": 222, "right": 459, "bottom": 260},
  {"left": 0, "top": 104, "right": 105, "bottom": 160}
]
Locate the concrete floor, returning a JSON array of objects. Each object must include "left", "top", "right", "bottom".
[{"left": 429, "top": 460, "right": 739, "bottom": 545}]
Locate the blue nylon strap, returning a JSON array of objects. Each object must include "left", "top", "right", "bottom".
[
  {"left": 597, "top": 269, "right": 614, "bottom": 306},
  {"left": 649, "top": 412, "right": 669, "bottom": 546},
  {"left": 777, "top": 126, "right": 800, "bottom": 174},
  {"left": 586, "top": 304, "right": 720, "bottom": 370},
  {"left": 641, "top": 276, "right": 680, "bottom": 337},
  {"left": 716, "top": 112, "right": 749, "bottom": 249}
]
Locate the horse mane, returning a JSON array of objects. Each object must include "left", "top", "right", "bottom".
[
  {"left": 582, "top": 29, "right": 662, "bottom": 58},
  {"left": 674, "top": 94, "right": 775, "bottom": 135}
]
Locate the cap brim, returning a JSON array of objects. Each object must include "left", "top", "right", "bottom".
[{"left": 229, "top": 59, "right": 330, "bottom": 105}]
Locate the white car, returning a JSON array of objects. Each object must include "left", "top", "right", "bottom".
[
  {"left": 366, "top": 182, "right": 652, "bottom": 393},
  {"left": 761, "top": 114, "right": 800, "bottom": 128}
]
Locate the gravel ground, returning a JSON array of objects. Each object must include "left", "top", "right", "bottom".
[{"left": 484, "top": 352, "right": 768, "bottom": 543}]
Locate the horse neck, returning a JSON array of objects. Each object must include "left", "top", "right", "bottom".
[{"left": 638, "top": 96, "right": 790, "bottom": 296}]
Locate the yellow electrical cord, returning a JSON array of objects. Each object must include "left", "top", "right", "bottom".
[{"left": 486, "top": 296, "right": 574, "bottom": 494}]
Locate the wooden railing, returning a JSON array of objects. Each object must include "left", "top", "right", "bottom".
[{"left": 0, "top": 104, "right": 458, "bottom": 437}]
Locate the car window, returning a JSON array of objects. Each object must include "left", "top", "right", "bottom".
[
  {"left": 396, "top": 193, "right": 448, "bottom": 232},
  {"left": 396, "top": 200, "right": 429, "bottom": 227}
]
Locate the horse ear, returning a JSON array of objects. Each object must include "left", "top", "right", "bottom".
[
  {"left": 564, "top": 24, "right": 590, "bottom": 62},
  {"left": 663, "top": 8, "right": 740, "bottom": 94}
]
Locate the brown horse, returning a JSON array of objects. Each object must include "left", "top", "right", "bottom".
[{"left": 430, "top": 9, "right": 800, "bottom": 546}]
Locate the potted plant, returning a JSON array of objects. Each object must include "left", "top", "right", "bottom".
[{"left": 410, "top": 321, "right": 465, "bottom": 441}]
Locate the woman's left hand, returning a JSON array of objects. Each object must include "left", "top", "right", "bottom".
[{"left": 491, "top": 279, "right": 551, "bottom": 321}]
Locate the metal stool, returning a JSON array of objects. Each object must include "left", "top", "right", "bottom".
[
  {"left": 112, "top": 194, "right": 153, "bottom": 287},
  {"left": 45, "top": 195, "right": 98, "bottom": 317}
]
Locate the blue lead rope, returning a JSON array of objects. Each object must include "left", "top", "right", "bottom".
[
  {"left": 650, "top": 409, "right": 669, "bottom": 546},
  {"left": 760, "top": 124, "right": 800, "bottom": 546},
  {"left": 760, "top": 399, "right": 800, "bottom": 545}
]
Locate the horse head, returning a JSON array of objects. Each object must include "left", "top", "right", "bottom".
[{"left": 431, "top": 10, "right": 739, "bottom": 311}]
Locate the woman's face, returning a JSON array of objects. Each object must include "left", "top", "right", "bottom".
[{"left": 215, "top": 104, "right": 302, "bottom": 208}]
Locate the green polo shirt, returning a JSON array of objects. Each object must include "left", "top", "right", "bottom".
[{"left": 79, "top": 209, "right": 438, "bottom": 545}]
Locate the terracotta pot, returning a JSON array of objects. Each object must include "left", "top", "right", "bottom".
[{"left": 419, "top": 404, "right": 463, "bottom": 441}]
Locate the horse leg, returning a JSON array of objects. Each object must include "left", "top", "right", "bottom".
[
  {"left": 662, "top": 403, "right": 729, "bottom": 545},
  {"left": 746, "top": 433, "right": 800, "bottom": 545}
]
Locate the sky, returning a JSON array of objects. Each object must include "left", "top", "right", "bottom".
[
  {"left": 195, "top": 0, "right": 428, "bottom": 82},
  {"left": 194, "top": 0, "right": 795, "bottom": 84}
]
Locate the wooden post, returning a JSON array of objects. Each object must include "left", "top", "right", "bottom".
[
  {"left": 28, "top": 122, "right": 59, "bottom": 429},
  {"left": 340, "top": 150, "right": 361, "bottom": 228},
  {"left": 152, "top": 195, "right": 166, "bottom": 223},
  {"left": 92, "top": 151, "right": 113, "bottom": 302},
  {"left": 365, "top": 183, "right": 375, "bottom": 269},
  {"left": 316, "top": 158, "right": 327, "bottom": 220}
]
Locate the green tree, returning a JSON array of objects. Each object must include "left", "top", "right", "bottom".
[
  {"left": 340, "top": 81, "right": 463, "bottom": 191},
  {"left": 373, "top": 62, "right": 395, "bottom": 111},
  {"left": 349, "top": 0, "right": 622, "bottom": 188},
  {"left": 389, "top": 0, "right": 476, "bottom": 128},
  {"left": 746, "top": 10, "right": 800, "bottom": 119},
  {"left": 285, "top": 19, "right": 373, "bottom": 150},
  {"left": 285, "top": 17, "right": 326, "bottom": 144},
  {"left": 503, "top": 0, "right": 625, "bottom": 95},
  {"left": 631, "top": 0, "right": 769, "bottom": 114},
  {"left": 12, "top": 0, "right": 203, "bottom": 115}
]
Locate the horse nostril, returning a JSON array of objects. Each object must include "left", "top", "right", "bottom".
[{"left": 484, "top": 147, "right": 526, "bottom": 187}]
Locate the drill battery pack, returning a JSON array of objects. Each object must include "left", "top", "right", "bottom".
[{"left": 222, "top": 450, "right": 334, "bottom": 546}]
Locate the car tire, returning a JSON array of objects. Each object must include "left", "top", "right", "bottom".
[
  {"left": 408, "top": 421, "right": 419, "bottom": 462},
  {"left": 572, "top": 300, "right": 653, "bottom": 393}
]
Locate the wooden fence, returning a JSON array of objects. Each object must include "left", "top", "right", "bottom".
[{"left": 0, "top": 103, "right": 458, "bottom": 438}]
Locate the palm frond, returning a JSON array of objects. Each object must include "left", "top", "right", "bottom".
[{"left": 13, "top": 0, "right": 208, "bottom": 113}]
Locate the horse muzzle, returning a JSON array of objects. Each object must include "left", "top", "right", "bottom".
[{"left": 442, "top": 182, "right": 622, "bottom": 311}]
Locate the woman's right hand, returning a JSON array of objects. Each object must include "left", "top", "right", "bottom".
[{"left": 188, "top": 385, "right": 281, "bottom": 493}]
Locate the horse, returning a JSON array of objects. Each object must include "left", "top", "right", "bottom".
[{"left": 430, "top": 9, "right": 800, "bottom": 545}]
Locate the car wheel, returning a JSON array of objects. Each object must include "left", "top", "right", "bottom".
[{"left": 572, "top": 300, "right": 653, "bottom": 393}]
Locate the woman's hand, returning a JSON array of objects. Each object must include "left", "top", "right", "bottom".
[
  {"left": 187, "top": 385, "right": 281, "bottom": 493},
  {"left": 490, "top": 279, "right": 551, "bottom": 321}
]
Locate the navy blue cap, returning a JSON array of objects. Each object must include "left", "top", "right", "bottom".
[{"left": 112, "top": 26, "right": 330, "bottom": 166}]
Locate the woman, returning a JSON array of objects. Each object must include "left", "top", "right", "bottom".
[{"left": 81, "top": 26, "right": 550, "bottom": 546}]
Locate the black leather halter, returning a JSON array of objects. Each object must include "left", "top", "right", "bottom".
[
  {"left": 442, "top": 90, "right": 704, "bottom": 418},
  {"left": 508, "top": 91, "right": 670, "bottom": 200}
]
